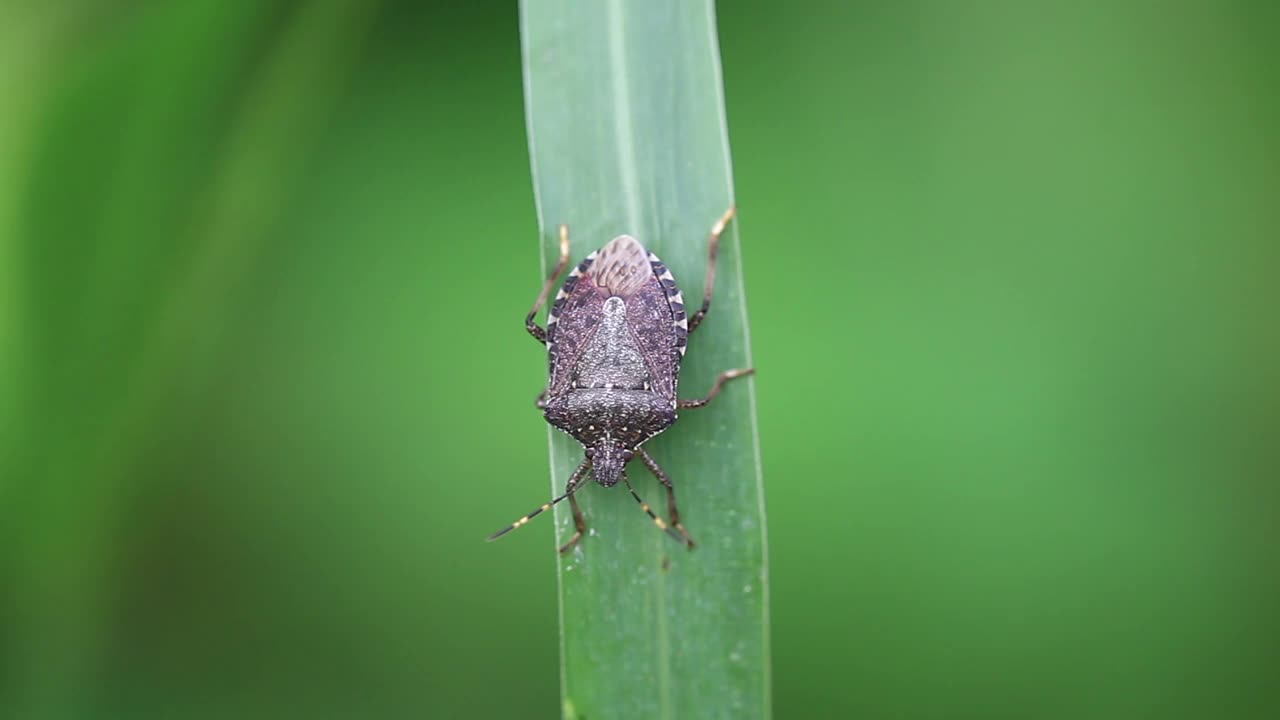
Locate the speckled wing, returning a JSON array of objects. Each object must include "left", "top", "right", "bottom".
[
  {"left": 546, "top": 252, "right": 603, "bottom": 396},
  {"left": 625, "top": 244, "right": 684, "bottom": 403}
]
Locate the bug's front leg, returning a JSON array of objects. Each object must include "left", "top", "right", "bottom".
[
  {"left": 677, "top": 367, "right": 754, "bottom": 409},
  {"left": 526, "top": 224, "right": 571, "bottom": 344},
  {"left": 688, "top": 205, "right": 736, "bottom": 335},
  {"left": 637, "top": 448, "right": 695, "bottom": 550},
  {"left": 559, "top": 492, "right": 588, "bottom": 555},
  {"left": 557, "top": 456, "right": 593, "bottom": 554}
]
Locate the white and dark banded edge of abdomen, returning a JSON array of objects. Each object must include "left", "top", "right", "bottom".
[{"left": 646, "top": 252, "right": 689, "bottom": 356}]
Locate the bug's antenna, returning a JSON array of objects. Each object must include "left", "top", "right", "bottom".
[
  {"left": 486, "top": 488, "right": 577, "bottom": 541},
  {"left": 487, "top": 460, "right": 591, "bottom": 542},
  {"left": 622, "top": 472, "right": 690, "bottom": 548}
]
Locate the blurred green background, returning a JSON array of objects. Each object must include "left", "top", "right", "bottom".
[{"left": 2, "top": 1, "right": 1277, "bottom": 718}]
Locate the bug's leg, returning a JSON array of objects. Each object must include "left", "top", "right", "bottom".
[
  {"left": 637, "top": 448, "right": 695, "bottom": 549},
  {"left": 487, "top": 455, "right": 591, "bottom": 543},
  {"left": 621, "top": 470, "right": 689, "bottom": 548},
  {"left": 557, "top": 456, "right": 593, "bottom": 554},
  {"left": 559, "top": 493, "right": 588, "bottom": 555},
  {"left": 688, "top": 205, "right": 736, "bottom": 335},
  {"left": 678, "top": 367, "right": 754, "bottom": 409},
  {"left": 526, "top": 224, "right": 571, "bottom": 344}
]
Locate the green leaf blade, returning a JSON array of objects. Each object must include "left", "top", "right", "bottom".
[{"left": 520, "top": 2, "right": 771, "bottom": 718}]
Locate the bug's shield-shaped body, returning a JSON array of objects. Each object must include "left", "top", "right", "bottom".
[
  {"left": 490, "top": 206, "right": 747, "bottom": 552},
  {"left": 543, "top": 235, "right": 689, "bottom": 487}
]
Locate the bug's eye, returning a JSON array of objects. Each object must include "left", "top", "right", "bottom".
[
  {"left": 585, "top": 448, "right": 595, "bottom": 458},
  {"left": 622, "top": 450, "right": 634, "bottom": 461}
]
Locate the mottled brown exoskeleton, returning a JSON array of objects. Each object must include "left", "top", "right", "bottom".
[{"left": 487, "top": 207, "right": 754, "bottom": 553}]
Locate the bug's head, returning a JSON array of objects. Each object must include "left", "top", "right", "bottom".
[{"left": 586, "top": 443, "right": 633, "bottom": 487}]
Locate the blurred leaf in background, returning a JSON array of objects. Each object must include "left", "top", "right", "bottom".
[{"left": 2, "top": 1, "right": 1277, "bottom": 719}]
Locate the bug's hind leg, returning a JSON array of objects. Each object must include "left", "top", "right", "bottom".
[
  {"left": 678, "top": 368, "right": 754, "bottom": 409},
  {"left": 526, "top": 224, "right": 571, "bottom": 344},
  {"left": 636, "top": 448, "right": 695, "bottom": 550},
  {"left": 688, "top": 205, "right": 736, "bottom": 335}
]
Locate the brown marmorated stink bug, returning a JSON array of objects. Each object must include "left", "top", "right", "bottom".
[{"left": 487, "top": 207, "right": 754, "bottom": 554}]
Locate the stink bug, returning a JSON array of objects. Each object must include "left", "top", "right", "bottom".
[{"left": 488, "top": 207, "right": 754, "bottom": 554}]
